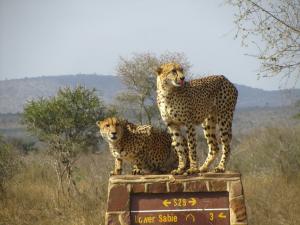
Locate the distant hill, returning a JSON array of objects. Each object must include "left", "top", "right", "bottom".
[
  {"left": 0, "top": 74, "right": 299, "bottom": 113},
  {"left": 236, "top": 84, "right": 300, "bottom": 108},
  {"left": 0, "top": 75, "right": 124, "bottom": 114}
]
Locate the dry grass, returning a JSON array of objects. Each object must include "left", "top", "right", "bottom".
[
  {"left": 229, "top": 125, "right": 300, "bottom": 225},
  {"left": 229, "top": 125, "right": 300, "bottom": 175},
  {"left": 0, "top": 124, "right": 300, "bottom": 225},
  {"left": 0, "top": 150, "right": 113, "bottom": 225},
  {"left": 243, "top": 174, "right": 300, "bottom": 225}
]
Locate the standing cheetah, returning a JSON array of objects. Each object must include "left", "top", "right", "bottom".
[
  {"left": 96, "top": 117, "right": 178, "bottom": 175},
  {"left": 156, "top": 63, "right": 238, "bottom": 174}
]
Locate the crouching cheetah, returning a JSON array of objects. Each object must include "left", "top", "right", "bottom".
[
  {"left": 96, "top": 117, "right": 178, "bottom": 175},
  {"left": 156, "top": 63, "right": 238, "bottom": 174}
]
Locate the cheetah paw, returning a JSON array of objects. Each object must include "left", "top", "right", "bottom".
[
  {"left": 110, "top": 170, "right": 122, "bottom": 176},
  {"left": 171, "top": 168, "right": 185, "bottom": 175},
  {"left": 184, "top": 167, "right": 200, "bottom": 175},
  {"left": 199, "top": 165, "right": 209, "bottom": 173},
  {"left": 214, "top": 166, "right": 225, "bottom": 173},
  {"left": 132, "top": 169, "right": 144, "bottom": 175}
]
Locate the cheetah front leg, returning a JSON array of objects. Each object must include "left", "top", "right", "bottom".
[
  {"left": 132, "top": 159, "right": 145, "bottom": 175},
  {"left": 168, "top": 125, "right": 187, "bottom": 175},
  {"left": 110, "top": 158, "right": 122, "bottom": 175},
  {"left": 132, "top": 164, "right": 144, "bottom": 175},
  {"left": 184, "top": 123, "right": 199, "bottom": 175}
]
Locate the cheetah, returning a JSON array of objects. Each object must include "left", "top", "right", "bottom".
[
  {"left": 96, "top": 117, "right": 178, "bottom": 175},
  {"left": 156, "top": 63, "right": 238, "bottom": 174}
]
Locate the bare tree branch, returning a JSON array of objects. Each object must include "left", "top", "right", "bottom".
[
  {"left": 247, "top": 0, "right": 300, "bottom": 33},
  {"left": 226, "top": 0, "right": 300, "bottom": 85},
  {"left": 115, "top": 52, "right": 191, "bottom": 124}
]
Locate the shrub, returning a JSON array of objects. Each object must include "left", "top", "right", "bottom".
[
  {"left": 0, "top": 136, "right": 20, "bottom": 193},
  {"left": 229, "top": 125, "right": 300, "bottom": 176},
  {"left": 22, "top": 86, "right": 107, "bottom": 195}
]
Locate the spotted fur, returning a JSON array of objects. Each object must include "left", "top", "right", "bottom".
[
  {"left": 96, "top": 117, "right": 178, "bottom": 175},
  {"left": 156, "top": 63, "right": 238, "bottom": 174}
]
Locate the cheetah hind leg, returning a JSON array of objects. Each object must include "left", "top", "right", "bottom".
[
  {"left": 200, "top": 117, "right": 219, "bottom": 173},
  {"left": 214, "top": 166, "right": 225, "bottom": 173},
  {"left": 214, "top": 120, "right": 232, "bottom": 173}
]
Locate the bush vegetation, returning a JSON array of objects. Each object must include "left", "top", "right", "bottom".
[
  {"left": 229, "top": 125, "right": 300, "bottom": 225},
  {"left": 22, "top": 86, "right": 107, "bottom": 196},
  {"left": 0, "top": 136, "right": 21, "bottom": 193}
]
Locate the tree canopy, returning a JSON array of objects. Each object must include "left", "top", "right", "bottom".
[
  {"left": 23, "top": 86, "right": 105, "bottom": 148},
  {"left": 115, "top": 52, "right": 191, "bottom": 124}
]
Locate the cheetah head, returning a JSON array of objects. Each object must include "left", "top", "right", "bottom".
[
  {"left": 96, "top": 117, "right": 125, "bottom": 143},
  {"left": 156, "top": 63, "right": 185, "bottom": 89}
]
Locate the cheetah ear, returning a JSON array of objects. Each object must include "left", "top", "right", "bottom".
[
  {"left": 118, "top": 118, "right": 127, "bottom": 126},
  {"left": 96, "top": 120, "right": 102, "bottom": 128},
  {"left": 156, "top": 66, "right": 163, "bottom": 76}
]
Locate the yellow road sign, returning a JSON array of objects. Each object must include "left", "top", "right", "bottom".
[
  {"left": 162, "top": 199, "right": 171, "bottom": 207},
  {"left": 218, "top": 212, "right": 226, "bottom": 219},
  {"left": 188, "top": 198, "right": 196, "bottom": 206}
]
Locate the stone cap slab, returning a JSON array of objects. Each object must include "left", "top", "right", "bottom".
[{"left": 109, "top": 171, "right": 241, "bottom": 184}]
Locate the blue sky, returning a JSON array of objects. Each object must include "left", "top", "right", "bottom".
[{"left": 0, "top": 0, "right": 296, "bottom": 90}]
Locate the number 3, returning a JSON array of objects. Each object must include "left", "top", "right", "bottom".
[{"left": 209, "top": 212, "right": 214, "bottom": 221}]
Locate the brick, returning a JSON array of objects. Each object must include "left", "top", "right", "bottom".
[
  {"left": 119, "top": 212, "right": 130, "bottom": 225},
  {"left": 230, "top": 180, "right": 243, "bottom": 199},
  {"left": 132, "top": 183, "right": 145, "bottom": 193},
  {"left": 106, "top": 213, "right": 121, "bottom": 225},
  {"left": 169, "top": 182, "right": 184, "bottom": 192},
  {"left": 230, "top": 196, "right": 247, "bottom": 223},
  {"left": 209, "top": 180, "right": 227, "bottom": 191},
  {"left": 202, "top": 172, "right": 241, "bottom": 178},
  {"left": 185, "top": 181, "right": 208, "bottom": 192},
  {"left": 107, "top": 184, "right": 129, "bottom": 212},
  {"left": 148, "top": 182, "right": 167, "bottom": 193}
]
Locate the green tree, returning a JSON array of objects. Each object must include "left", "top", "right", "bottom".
[
  {"left": 23, "top": 86, "right": 105, "bottom": 195},
  {"left": 226, "top": 0, "right": 300, "bottom": 84},
  {"left": 115, "top": 52, "right": 191, "bottom": 125}
]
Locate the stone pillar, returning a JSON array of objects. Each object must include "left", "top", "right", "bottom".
[{"left": 105, "top": 172, "right": 247, "bottom": 225}]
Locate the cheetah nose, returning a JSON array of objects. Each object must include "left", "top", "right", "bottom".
[
  {"left": 180, "top": 77, "right": 185, "bottom": 80},
  {"left": 111, "top": 132, "right": 117, "bottom": 140}
]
